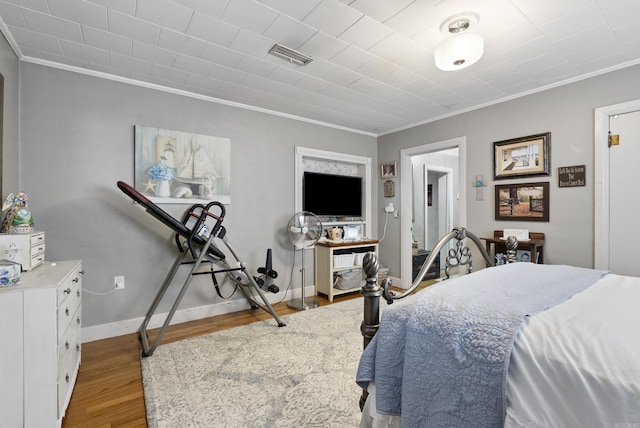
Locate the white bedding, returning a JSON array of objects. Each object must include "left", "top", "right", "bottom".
[
  {"left": 361, "top": 272, "right": 640, "bottom": 428},
  {"left": 505, "top": 272, "right": 640, "bottom": 427}
]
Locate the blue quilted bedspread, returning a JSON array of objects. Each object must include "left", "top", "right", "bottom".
[{"left": 356, "top": 263, "right": 606, "bottom": 427}]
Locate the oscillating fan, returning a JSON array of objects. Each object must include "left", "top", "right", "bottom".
[{"left": 287, "top": 211, "right": 323, "bottom": 310}]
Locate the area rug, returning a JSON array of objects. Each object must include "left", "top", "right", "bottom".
[{"left": 141, "top": 297, "right": 368, "bottom": 427}]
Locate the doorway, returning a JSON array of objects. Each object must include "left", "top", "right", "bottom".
[
  {"left": 412, "top": 162, "right": 454, "bottom": 252},
  {"left": 400, "top": 137, "right": 466, "bottom": 288},
  {"left": 594, "top": 100, "right": 640, "bottom": 275}
]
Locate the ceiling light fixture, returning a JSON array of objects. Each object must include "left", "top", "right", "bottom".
[
  {"left": 268, "top": 43, "right": 313, "bottom": 66},
  {"left": 434, "top": 13, "right": 484, "bottom": 71}
]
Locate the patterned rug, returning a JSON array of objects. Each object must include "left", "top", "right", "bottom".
[{"left": 141, "top": 297, "right": 366, "bottom": 427}]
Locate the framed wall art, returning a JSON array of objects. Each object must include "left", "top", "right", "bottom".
[
  {"left": 134, "top": 125, "right": 231, "bottom": 204},
  {"left": 493, "top": 132, "right": 550, "bottom": 180},
  {"left": 494, "top": 182, "right": 549, "bottom": 222},
  {"left": 380, "top": 161, "right": 397, "bottom": 178},
  {"left": 383, "top": 179, "right": 395, "bottom": 197}
]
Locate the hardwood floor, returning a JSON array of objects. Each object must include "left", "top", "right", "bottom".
[
  {"left": 62, "top": 293, "right": 361, "bottom": 428},
  {"left": 61, "top": 273, "right": 441, "bottom": 428}
]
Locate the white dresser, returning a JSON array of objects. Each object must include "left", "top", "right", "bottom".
[{"left": 0, "top": 260, "right": 83, "bottom": 428}]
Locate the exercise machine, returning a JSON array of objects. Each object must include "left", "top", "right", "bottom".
[{"left": 117, "top": 181, "right": 285, "bottom": 356}]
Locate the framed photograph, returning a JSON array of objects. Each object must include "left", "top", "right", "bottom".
[
  {"left": 495, "top": 182, "right": 549, "bottom": 222},
  {"left": 493, "top": 132, "right": 551, "bottom": 180},
  {"left": 380, "top": 161, "right": 397, "bottom": 179},
  {"left": 516, "top": 250, "right": 535, "bottom": 263}
]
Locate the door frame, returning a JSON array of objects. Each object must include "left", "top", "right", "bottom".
[
  {"left": 424, "top": 164, "right": 454, "bottom": 251},
  {"left": 594, "top": 99, "right": 640, "bottom": 269},
  {"left": 400, "top": 137, "right": 466, "bottom": 288}
]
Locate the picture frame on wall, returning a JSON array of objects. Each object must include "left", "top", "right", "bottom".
[
  {"left": 495, "top": 182, "right": 550, "bottom": 222},
  {"left": 134, "top": 125, "right": 231, "bottom": 204},
  {"left": 493, "top": 132, "right": 551, "bottom": 180},
  {"left": 380, "top": 161, "right": 397, "bottom": 178},
  {"left": 383, "top": 179, "right": 395, "bottom": 197}
]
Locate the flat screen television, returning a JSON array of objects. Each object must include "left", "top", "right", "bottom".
[{"left": 302, "top": 171, "right": 362, "bottom": 218}]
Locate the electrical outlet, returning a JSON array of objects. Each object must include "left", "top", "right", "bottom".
[{"left": 114, "top": 275, "right": 125, "bottom": 290}]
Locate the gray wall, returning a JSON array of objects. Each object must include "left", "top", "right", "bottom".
[
  {"left": 378, "top": 64, "right": 640, "bottom": 276},
  {"left": 10, "top": 55, "right": 640, "bottom": 335},
  {"left": 0, "top": 32, "right": 20, "bottom": 193},
  {"left": 19, "top": 63, "right": 376, "bottom": 331}
]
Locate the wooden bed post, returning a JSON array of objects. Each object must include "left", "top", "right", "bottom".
[{"left": 360, "top": 251, "right": 384, "bottom": 410}]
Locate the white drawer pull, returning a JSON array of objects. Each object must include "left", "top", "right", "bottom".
[{"left": 64, "top": 288, "right": 71, "bottom": 295}]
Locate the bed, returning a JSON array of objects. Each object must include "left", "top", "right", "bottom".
[{"left": 356, "top": 227, "right": 640, "bottom": 427}]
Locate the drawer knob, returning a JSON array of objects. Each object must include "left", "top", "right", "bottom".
[
  {"left": 65, "top": 341, "right": 70, "bottom": 350},
  {"left": 73, "top": 277, "right": 79, "bottom": 283},
  {"left": 64, "top": 288, "right": 71, "bottom": 294},
  {"left": 65, "top": 308, "right": 70, "bottom": 316},
  {"left": 79, "top": 269, "right": 85, "bottom": 276},
  {"left": 65, "top": 374, "right": 70, "bottom": 383},
  {"left": 76, "top": 344, "right": 80, "bottom": 351},
  {"left": 77, "top": 317, "right": 81, "bottom": 325}
]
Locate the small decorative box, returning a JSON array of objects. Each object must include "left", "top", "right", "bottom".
[{"left": 0, "top": 259, "right": 21, "bottom": 287}]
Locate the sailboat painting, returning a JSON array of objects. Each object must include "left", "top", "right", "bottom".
[{"left": 134, "top": 126, "right": 231, "bottom": 204}]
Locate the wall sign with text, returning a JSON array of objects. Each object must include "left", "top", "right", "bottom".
[{"left": 558, "top": 165, "right": 585, "bottom": 187}]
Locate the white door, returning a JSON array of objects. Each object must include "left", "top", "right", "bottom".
[{"left": 608, "top": 111, "right": 640, "bottom": 276}]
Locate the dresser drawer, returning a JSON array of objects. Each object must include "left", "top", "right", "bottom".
[
  {"left": 57, "top": 282, "right": 81, "bottom": 343},
  {"left": 56, "top": 265, "right": 82, "bottom": 311},
  {"left": 30, "top": 235, "right": 46, "bottom": 269},
  {"left": 57, "top": 308, "right": 81, "bottom": 378},
  {"left": 57, "top": 341, "right": 80, "bottom": 417}
]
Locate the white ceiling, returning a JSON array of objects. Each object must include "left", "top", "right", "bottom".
[{"left": 1, "top": 0, "right": 639, "bottom": 136}]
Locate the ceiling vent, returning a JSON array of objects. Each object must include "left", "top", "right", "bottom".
[{"left": 268, "top": 43, "right": 313, "bottom": 66}]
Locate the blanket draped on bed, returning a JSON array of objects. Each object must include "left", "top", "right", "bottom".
[{"left": 356, "top": 263, "right": 606, "bottom": 428}]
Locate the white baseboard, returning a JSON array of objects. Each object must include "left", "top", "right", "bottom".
[{"left": 81, "top": 285, "right": 315, "bottom": 343}]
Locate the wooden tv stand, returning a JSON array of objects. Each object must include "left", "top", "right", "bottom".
[{"left": 314, "top": 240, "right": 378, "bottom": 302}]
